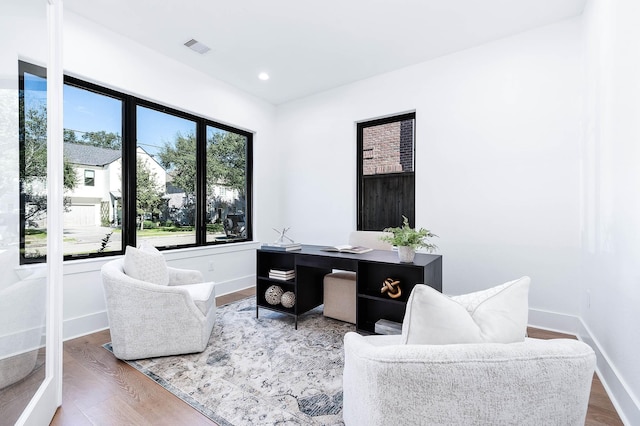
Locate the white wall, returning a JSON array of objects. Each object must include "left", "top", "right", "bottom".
[
  {"left": 276, "top": 10, "right": 640, "bottom": 422},
  {"left": 580, "top": 1, "right": 640, "bottom": 423},
  {"left": 59, "top": 11, "right": 279, "bottom": 339},
  {"left": 277, "top": 18, "right": 583, "bottom": 315}
]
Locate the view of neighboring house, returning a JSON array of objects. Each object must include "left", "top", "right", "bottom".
[
  {"left": 62, "top": 143, "right": 168, "bottom": 228},
  {"left": 63, "top": 142, "right": 125, "bottom": 227},
  {"left": 62, "top": 142, "right": 241, "bottom": 228}
]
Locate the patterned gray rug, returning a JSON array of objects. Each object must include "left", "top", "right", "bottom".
[{"left": 105, "top": 297, "right": 354, "bottom": 425}]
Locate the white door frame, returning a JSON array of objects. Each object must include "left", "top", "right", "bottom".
[{"left": 16, "top": 0, "right": 64, "bottom": 423}]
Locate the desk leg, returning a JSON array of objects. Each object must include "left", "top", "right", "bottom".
[
  {"left": 295, "top": 316, "right": 298, "bottom": 330},
  {"left": 256, "top": 305, "right": 259, "bottom": 319}
]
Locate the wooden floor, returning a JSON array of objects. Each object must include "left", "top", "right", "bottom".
[{"left": 40, "top": 287, "right": 621, "bottom": 426}]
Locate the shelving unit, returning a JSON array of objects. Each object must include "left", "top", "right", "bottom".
[
  {"left": 256, "top": 245, "right": 442, "bottom": 332},
  {"left": 256, "top": 248, "right": 332, "bottom": 329}
]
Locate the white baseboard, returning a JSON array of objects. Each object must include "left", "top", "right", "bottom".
[
  {"left": 528, "top": 307, "right": 581, "bottom": 334},
  {"left": 577, "top": 319, "right": 638, "bottom": 426},
  {"left": 215, "top": 274, "right": 256, "bottom": 297},
  {"left": 63, "top": 311, "right": 109, "bottom": 342},
  {"left": 529, "top": 308, "right": 638, "bottom": 425}
]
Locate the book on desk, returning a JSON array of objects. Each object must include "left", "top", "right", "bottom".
[
  {"left": 261, "top": 243, "right": 302, "bottom": 251},
  {"left": 321, "top": 244, "right": 373, "bottom": 254}
]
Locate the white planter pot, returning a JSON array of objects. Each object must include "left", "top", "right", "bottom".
[{"left": 397, "top": 246, "right": 416, "bottom": 263}]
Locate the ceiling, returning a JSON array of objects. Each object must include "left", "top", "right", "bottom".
[{"left": 64, "top": 0, "right": 586, "bottom": 105}]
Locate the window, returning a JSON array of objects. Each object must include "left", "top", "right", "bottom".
[
  {"left": 136, "top": 105, "right": 197, "bottom": 247},
  {"left": 206, "top": 125, "right": 248, "bottom": 242},
  {"left": 84, "top": 169, "right": 95, "bottom": 186},
  {"left": 357, "top": 112, "right": 416, "bottom": 231},
  {"left": 63, "top": 78, "right": 124, "bottom": 258},
  {"left": 19, "top": 63, "right": 48, "bottom": 261},
  {"left": 18, "top": 61, "right": 253, "bottom": 263}
]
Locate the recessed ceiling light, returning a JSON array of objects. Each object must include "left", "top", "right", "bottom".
[
  {"left": 184, "top": 39, "right": 210, "bottom": 54},
  {"left": 258, "top": 72, "right": 270, "bottom": 81}
]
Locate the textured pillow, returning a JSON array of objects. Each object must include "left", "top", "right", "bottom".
[
  {"left": 138, "top": 241, "right": 162, "bottom": 256},
  {"left": 123, "top": 245, "right": 169, "bottom": 286},
  {"left": 401, "top": 276, "right": 530, "bottom": 345}
]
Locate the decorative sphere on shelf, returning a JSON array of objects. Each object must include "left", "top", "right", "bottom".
[
  {"left": 265, "top": 285, "right": 284, "bottom": 305},
  {"left": 281, "top": 291, "right": 296, "bottom": 308}
]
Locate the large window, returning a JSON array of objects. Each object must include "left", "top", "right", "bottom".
[
  {"left": 206, "top": 124, "right": 248, "bottom": 242},
  {"left": 63, "top": 80, "right": 124, "bottom": 257},
  {"left": 357, "top": 112, "right": 415, "bottom": 231},
  {"left": 19, "top": 63, "right": 49, "bottom": 261},
  {"left": 19, "top": 61, "right": 253, "bottom": 263},
  {"left": 136, "top": 105, "right": 197, "bottom": 247}
]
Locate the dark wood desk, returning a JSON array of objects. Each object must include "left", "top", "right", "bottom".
[{"left": 256, "top": 245, "right": 442, "bottom": 332}]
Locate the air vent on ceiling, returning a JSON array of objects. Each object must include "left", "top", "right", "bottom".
[{"left": 184, "top": 39, "right": 210, "bottom": 54}]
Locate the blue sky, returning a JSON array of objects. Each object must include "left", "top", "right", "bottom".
[
  {"left": 26, "top": 72, "right": 225, "bottom": 159},
  {"left": 135, "top": 105, "right": 195, "bottom": 158},
  {"left": 64, "top": 85, "right": 195, "bottom": 158}
]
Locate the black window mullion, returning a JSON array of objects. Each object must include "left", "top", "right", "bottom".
[
  {"left": 123, "top": 96, "right": 137, "bottom": 250},
  {"left": 196, "top": 119, "right": 207, "bottom": 245},
  {"left": 245, "top": 133, "right": 253, "bottom": 241}
]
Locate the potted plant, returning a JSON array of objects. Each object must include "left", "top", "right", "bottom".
[{"left": 380, "top": 216, "right": 437, "bottom": 263}]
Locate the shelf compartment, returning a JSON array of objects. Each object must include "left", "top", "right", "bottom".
[
  {"left": 256, "top": 251, "right": 295, "bottom": 278},
  {"left": 357, "top": 262, "right": 426, "bottom": 304},
  {"left": 357, "top": 296, "right": 407, "bottom": 334}
]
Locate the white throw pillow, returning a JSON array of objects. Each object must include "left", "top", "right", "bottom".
[
  {"left": 138, "top": 241, "right": 162, "bottom": 256},
  {"left": 401, "top": 276, "right": 530, "bottom": 345},
  {"left": 123, "top": 245, "right": 169, "bottom": 286}
]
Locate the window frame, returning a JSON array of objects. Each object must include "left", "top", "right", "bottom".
[
  {"left": 356, "top": 112, "right": 416, "bottom": 231},
  {"left": 83, "top": 169, "right": 95, "bottom": 186},
  {"left": 18, "top": 61, "right": 253, "bottom": 264}
]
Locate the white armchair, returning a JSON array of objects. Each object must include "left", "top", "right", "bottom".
[
  {"left": 101, "top": 258, "right": 216, "bottom": 360},
  {"left": 343, "top": 333, "right": 596, "bottom": 426}
]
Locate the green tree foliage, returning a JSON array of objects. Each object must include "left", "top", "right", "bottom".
[
  {"left": 136, "top": 158, "right": 164, "bottom": 230},
  {"left": 65, "top": 126, "right": 121, "bottom": 150},
  {"left": 81, "top": 130, "right": 121, "bottom": 149},
  {"left": 22, "top": 106, "right": 48, "bottom": 185},
  {"left": 207, "top": 131, "right": 246, "bottom": 195},
  {"left": 22, "top": 103, "right": 78, "bottom": 225},
  {"left": 63, "top": 128, "right": 78, "bottom": 143},
  {"left": 158, "top": 132, "right": 196, "bottom": 195},
  {"left": 157, "top": 130, "right": 246, "bottom": 196},
  {"left": 22, "top": 104, "right": 77, "bottom": 190}
]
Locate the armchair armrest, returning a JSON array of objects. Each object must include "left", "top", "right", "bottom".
[{"left": 168, "top": 266, "right": 204, "bottom": 285}]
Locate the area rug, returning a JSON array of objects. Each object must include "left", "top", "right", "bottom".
[{"left": 105, "top": 297, "right": 355, "bottom": 425}]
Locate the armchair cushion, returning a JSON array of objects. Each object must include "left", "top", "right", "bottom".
[
  {"left": 123, "top": 245, "right": 169, "bottom": 286},
  {"left": 181, "top": 281, "right": 216, "bottom": 315},
  {"left": 168, "top": 266, "right": 204, "bottom": 285},
  {"left": 401, "top": 276, "right": 530, "bottom": 345}
]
